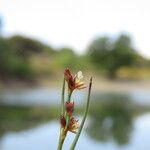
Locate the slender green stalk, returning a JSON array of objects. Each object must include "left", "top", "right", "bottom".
[
  {"left": 61, "top": 78, "right": 65, "bottom": 115},
  {"left": 67, "top": 90, "right": 72, "bottom": 102},
  {"left": 57, "top": 82, "right": 73, "bottom": 150},
  {"left": 57, "top": 77, "right": 65, "bottom": 150},
  {"left": 70, "top": 77, "right": 92, "bottom": 150},
  {"left": 57, "top": 128, "right": 66, "bottom": 150},
  {"left": 57, "top": 135, "right": 65, "bottom": 150},
  {"left": 64, "top": 91, "right": 73, "bottom": 132}
]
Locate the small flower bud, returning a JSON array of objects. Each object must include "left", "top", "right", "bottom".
[
  {"left": 60, "top": 115, "right": 66, "bottom": 128},
  {"left": 65, "top": 101, "right": 74, "bottom": 116}
]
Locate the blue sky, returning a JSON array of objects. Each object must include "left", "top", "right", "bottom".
[{"left": 0, "top": 0, "right": 150, "bottom": 57}]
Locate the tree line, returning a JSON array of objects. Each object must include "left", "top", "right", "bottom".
[{"left": 0, "top": 34, "right": 149, "bottom": 80}]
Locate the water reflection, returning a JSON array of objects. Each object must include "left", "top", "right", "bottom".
[
  {"left": 87, "top": 93, "right": 150, "bottom": 146},
  {"left": 0, "top": 92, "right": 150, "bottom": 149},
  {"left": 0, "top": 106, "right": 58, "bottom": 136},
  {"left": 1, "top": 115, "right": 150, "bottom": 150}
]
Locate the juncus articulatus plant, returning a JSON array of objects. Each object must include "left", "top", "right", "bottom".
[{"left": 57, "top": 68, "right": 92, "bottom": 150}]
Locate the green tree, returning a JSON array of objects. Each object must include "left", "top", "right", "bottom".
[
  {"left": 8, "top": 35, "right": 55, "bottom": 57},
  {"left": 0, "top": 35, "right": 56, "bottom": 79},
  {"left": 0, "top": 37, "right": 32, "bottom": 78},
  {"left": 87, "top": 36, "right": 111, "bottom": 70},
  {"left": 52, "top": 47, "right": 78, "bottom": 70},
  {"left": 88, "top": 34, "right": 138, "bottom": 78},
  {"left": 0, "top": 38, "right": 13, "bottom": 75}
]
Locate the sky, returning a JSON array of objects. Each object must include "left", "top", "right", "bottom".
[{"left": 0, "top": 0, "right": 150, "bottom": 57}]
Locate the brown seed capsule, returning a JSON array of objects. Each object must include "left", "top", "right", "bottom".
[
  {"left": 60, "top": 115, "right": 66, "bottom": 128},
  {"left": 65, "top": 101, "right": 74, "bottom": 116}
]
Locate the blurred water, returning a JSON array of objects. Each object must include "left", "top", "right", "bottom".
[
  {"left": 0, "top": 88, "right": 150, "bottom": 150},
  {"left": 0, "top": 88, "right": 150, "bottom": 106},
  {"left": 1, "top": 114, "right": 150, "bottom": 150},
  {"left": 0, "top": 88, "right": 86, "bottom": 106}
]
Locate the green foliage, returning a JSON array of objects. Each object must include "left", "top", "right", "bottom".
[
  {"left": 0, "top": 33, "right": 150, "bottom": 81},
  {"left": 8, "top": 35, "right": 55, "bottom": 56},
  {"left": 0, "top": 38, "right": 10, "bottom": 72},
  {"left": 52, "top": 47, "right": 78, "bottom": 70},
  {"left": 0, "top": 37, "right": 33, "bottom": 78},
  {"left": 88, "top": 34, "right": 139, "bottom": 78},
  {"left": 0, "top": 35, "right": 55, "bottom": 79}
]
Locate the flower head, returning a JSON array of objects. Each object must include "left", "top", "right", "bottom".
[
  {"left": 68, "top": 117, "right": 80, "bottom": 134},
  {"left": 64, "top": 68, "right": 86, "bottom": 92},
  {"left": 65, "top": 101, "right": 74, "bottom": 116},
  {"left": 60, "top": 115, "right": 66, "bottom": 128}
]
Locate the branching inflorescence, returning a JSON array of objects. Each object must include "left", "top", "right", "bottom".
[{"left": 57, "top": 68, "right": 92, "bottom": 150}]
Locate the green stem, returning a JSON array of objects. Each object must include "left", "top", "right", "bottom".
[
  {"left": 70, "top": 77, "right": 92, "bottom": 150},
  {"left": 64, "top": 90, "right": 73, "bottom": 131},
  {"left": 57, "top": 78, "right": 65, "bottom": 150},
  {"left": 57, "top": 85, "right": 73, "bottom": 150},
  {"left": 57, "top": 129, "right": 66, "bottom": 150},
  {"left": 57, "top": 137, "right": 65, "bottom": 150},
  {"left": 67, "top": 90, "right": 72, "bottom": 102},
  {"left": 61, "top": 78, "right": 65, "bottom": 116},
  {"left": 58, "top": 89, "right": 73, "bottom": 150}
]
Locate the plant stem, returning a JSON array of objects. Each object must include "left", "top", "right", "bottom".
[
  {"left": 57, "top": 78, "right": 65, "bottom": 150},
  {"left": 57, "top": 129, "right": 66, "bottom": 150},
  {"left": 61, "top": 78, "right": 65, "bottom": 116},
  {"left": 64, "top": 90, "right": 72, "bottom": 132},
  {"left": 70, "top": 77, "right": 92, "bottom": 150},
  {"left": 57, "top": 84, "right": 73, "bottom": 150},
  {"left": 59, "top": 90, "right": 73, "bottom": 149},
  {"left": 67, "top": 90, "right": 72, "bottom": 102}
]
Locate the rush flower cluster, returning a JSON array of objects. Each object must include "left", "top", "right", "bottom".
[
  {"left": 57, "top": 68, "right": 92, "bottom": 150},
  {"left": 60, "top": 101, "right": 79, "bottom": 134},
  {"left": 64, "top": 68, "right": 86, "bottom": 93},
  {"left": 60, "top": 69, "right": 86, "bottom": 136},
  {"left": 60, "top": 112, "right": 79, "bottom": 134}
]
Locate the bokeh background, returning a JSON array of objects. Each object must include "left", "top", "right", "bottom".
[{"left": 0, "top": 0, "right": 150, "bottom": 150}]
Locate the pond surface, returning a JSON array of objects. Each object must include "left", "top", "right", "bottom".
[
  {"left": 0, "top": 88, "right": 85, "bottom": 106},
  {"left": 0, "top": 88, "right": 150, "bottom": 150},
  {"left": 0, "top": 88, "right": 150, "bottom": 106},
  {"left": 1, "top": 113, "right": 150, "bottom": 150}
]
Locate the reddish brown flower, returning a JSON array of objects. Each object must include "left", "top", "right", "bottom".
[
  {"left": 60, "top": 115, "right": 66, "bottom": 128},
  {"left": 68, "top": 117, "right": 80, "bottom": 134},
  {"left": 65, "top": 101, "right": 74, "bottom": 116},
  {"left": 64, "top": 68, "right": 86, "bottom": 92},
  {"left": 64, "top": 68, "right": 75, "bottom": 91}
]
